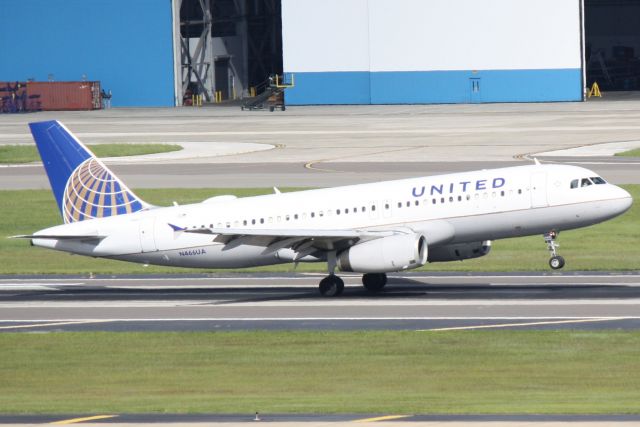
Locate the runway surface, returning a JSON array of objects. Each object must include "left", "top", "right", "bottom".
[
  {"left": 1, "top": 157, "right": 638, "bottom": 190},
  {"left": 2, "top": 273, "right": 640, "bottom": 332}
]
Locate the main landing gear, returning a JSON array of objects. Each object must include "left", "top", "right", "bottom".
[
  {"left": 318, "top": 251, "right": 388, "bottom": 297},
  {"left": 362, "top": 273, "right": 387, "bottom": 293},
  {"left": 318, "top": 273, "right": 388, "bottom": 297},
  {"left": 544, "top": 230, "right": 565, "bottom": 270}
]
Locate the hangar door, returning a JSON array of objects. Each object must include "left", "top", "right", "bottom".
[{"left": 585, "top": 0, "right": 640, "bottom": 92}]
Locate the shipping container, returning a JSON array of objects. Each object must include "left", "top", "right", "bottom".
[
  {"left": 26, "top": 81, "right": 101, "bottom": 111},
  {"left": 0, "top": 82, "right": 28, "bottom": 113}
]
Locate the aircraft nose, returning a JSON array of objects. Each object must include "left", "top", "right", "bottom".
[{"left": 613, "top": 185, "right": 633, "bottom": 214}]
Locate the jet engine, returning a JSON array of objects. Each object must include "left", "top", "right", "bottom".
[
  {"left": 427, "top": 241, "right": 492, "bottom": 262},
  {"left": 337, "top": 233, "right": 427, "bottom": 273}
]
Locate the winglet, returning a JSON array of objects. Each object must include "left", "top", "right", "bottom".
[{"left": 168, "top": 223, "right": 186, "bottom": 232}]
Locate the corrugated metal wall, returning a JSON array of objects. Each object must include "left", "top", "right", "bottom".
[
  {"left": 282, "top": 0, "right": 583, "bottom": 105},
  {"left": 0, "top": 0, "right": 175, "bottom": 107}
]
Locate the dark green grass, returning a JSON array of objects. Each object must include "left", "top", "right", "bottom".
[
  {"left": 0, "top": 331, "right": 639, "bottom": 414},
  {"left": 615, "top": 148, "right": 640, "bottom": 157},
  {"left": 0, "top": 144, "right": 182, "bottom": 164},
  {"left": 0, "top": 186, "right": 638, "bottom": 274}
]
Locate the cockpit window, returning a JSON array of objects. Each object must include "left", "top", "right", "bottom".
[
  {"left": 581, "top": 178, "right": 592, "bottom": 187},
  {"left": 570, "top": 179, "right": 579, "bottom": 189},
  {"left": 591, "top": 176, "right": 606, "bottom": 184}
]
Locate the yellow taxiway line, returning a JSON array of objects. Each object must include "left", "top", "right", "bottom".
[
  {"left": 353, "top": 414, "right": 411, "bottom": 422},
  {"left": 51, "top": 415, "right": 118, "bottom": 425},
  {"left": 422, "top": 317, "right": 623, "bottom": 332}
]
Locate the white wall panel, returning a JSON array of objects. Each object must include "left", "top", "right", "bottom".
[
  {"left": 368, "top": 0, "right": 581, "bottom": 71},
  {"left": 282, "top": 0, "right": 370, "bottom": 72}
]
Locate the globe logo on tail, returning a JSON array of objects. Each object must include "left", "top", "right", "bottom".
[{"left": 62, "top": 158, "right": 143, "bottom": 223}]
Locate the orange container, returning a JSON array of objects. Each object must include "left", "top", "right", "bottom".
[{"left": 26, "top": 81, "right": 101, "bottom": 110}]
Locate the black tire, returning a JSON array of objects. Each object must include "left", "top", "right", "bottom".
[
  {"left": 269, "top": 106, "right": 275, "bottom": 112},
  {"left": 549, "top": 256, "right": 565, "bottom": 270},
  {"left": 362, "top": 273, "right": 387, "bottom": 293},
  {"left": 319, "top": 275, "right": 344, "bottom": 297}
]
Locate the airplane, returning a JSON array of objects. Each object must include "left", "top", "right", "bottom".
[{"left": 13, "top": 120, "right": 633, "bottom": 296}]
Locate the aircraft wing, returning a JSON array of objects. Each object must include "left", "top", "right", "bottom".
[
  {"left": 181, "top": 226, "right": 393, "bottom": 239},
  {"left": 171, "top": 223, "right": 396, "bottom": 255}
]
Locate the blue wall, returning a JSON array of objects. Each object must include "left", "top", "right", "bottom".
[
  {"left": 0, "top": 0, "right": 175, "bottom": 107},
  {"left": 285, "top": 69, "right": 583, "bottom": 105}
]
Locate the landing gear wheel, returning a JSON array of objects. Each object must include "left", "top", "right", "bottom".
[
  {"left": 362, "top": 273, "right": 387, "bottom": 293},
  {"left": 549, "top": 256, "right": 565, "bottom": 270},
  {"left": 319, "top": 275, "right": 344, "bottom": 297}
]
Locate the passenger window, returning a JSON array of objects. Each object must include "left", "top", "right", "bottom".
[
  {"left": 345, "top": 208, "right": 349, "bottom": 214},
  {"left": 415, "top": 200, "right": 419, "bottom": 206},
  {"left": 458, "top": 195, "right": 462, "bottom": 201},
  {"left": 570, "top": 179, "right": 579, "bottom": 189},
  {"left": 371, "top": 205, "right": 376, "bottom": 211},
  {"left": 260, "top": 218, "right": 264, "bottom": 224},
  {"left": 398, "top": 202, "right": 402, "bottom": 208},
  {"left": 252, "top": 219, "right": 256, "bottom": 225},
  {"left": 243, "top": 220, "right": 247, "bottom": 226},
  {"left": 337, "top": 209, "right": 341, "bottom": 215},
  {"left": 432, "top": 199, "right": 436, "bottom": 204},
  {"left": 385, "top": 204, "right": 389, "bottom": 209},
  {"left": 440, "top": 197, "right": 445, "bottom": 203},
  {"left": 311, "top": 212, "right": 315, "bottom": 218},
  {"left": 449, "top": 196, "right": 453, "bottom": 202},
  {"left": 406, "top": 201, "right": 410, "bottom": 207},
  {"left": 581, "top": 178, "right": 592, "bottom": 187}
]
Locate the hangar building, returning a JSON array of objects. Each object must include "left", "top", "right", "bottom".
[{"left": 1, "top": 0, "right": 639, "bottom": 107}]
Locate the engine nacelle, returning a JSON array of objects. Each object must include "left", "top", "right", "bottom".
[
  {"left": 337, "top": 233, "right": 427, "bottom": 273},
  {"left": 427, "top": 241, "right": 492, "bottom": 262}
]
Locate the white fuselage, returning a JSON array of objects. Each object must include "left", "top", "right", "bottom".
[{"left": 33, "top": 164, "right": 632, "bottom": 270}]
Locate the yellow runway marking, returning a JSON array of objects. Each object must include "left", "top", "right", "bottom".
[
  {"left": 353, "top": 415, "right": 410, "bottom": 422},
  {"left": 0, "top": 320, "right": 110, "bottom": 330},
  {"left": 421, "top": 317, "right": 624, "bottom": 332},
  {"left": 51, "top": 415, "right": 118, "bottom": 424}
]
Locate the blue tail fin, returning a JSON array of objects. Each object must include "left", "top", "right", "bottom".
[{"left": 29, "top": 120, "right": 150, "bottom": 224}]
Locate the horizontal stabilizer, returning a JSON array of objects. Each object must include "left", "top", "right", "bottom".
[{"left": 11, "top": 234, "right": 105, "bottom": 241}]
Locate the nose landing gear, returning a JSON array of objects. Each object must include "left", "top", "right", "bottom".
[{"left": 544, "top": 230, "right": 565, "bottom": 270}]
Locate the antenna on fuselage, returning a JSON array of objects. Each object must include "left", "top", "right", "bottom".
[{"left": 534, "top": 158, "right": 541, "bottom": 165}]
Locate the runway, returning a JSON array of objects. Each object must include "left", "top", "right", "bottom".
[{"left": 2, "top": 273, "right": 640, "bottom": 332}]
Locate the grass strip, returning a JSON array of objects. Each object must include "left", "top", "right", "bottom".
[
  {"left": 0, "top": 331, "right": 639, "bottom": 414},
  {"left": 0, "top": 186, "right": 638, "bottom": 274},
  {"left": 614, "top": 148, "right": 640, "bottom": 157},
  {"left": 0, "top": 144, "right": 182, "bottom": 164}
]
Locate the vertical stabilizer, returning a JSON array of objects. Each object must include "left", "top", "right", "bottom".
[{"left": 29, "top": 120, "right": 150, "bottom": 223}]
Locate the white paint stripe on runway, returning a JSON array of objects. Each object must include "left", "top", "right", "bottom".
[
  {"left": 421, "top": 317, "right": 624, "bottom": 331},
  {"left": 0, "top": 317, "right": 638, "bottom": 323},
  {"left": 2, "top": 298, "right": 640, "bottom": 308}
]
